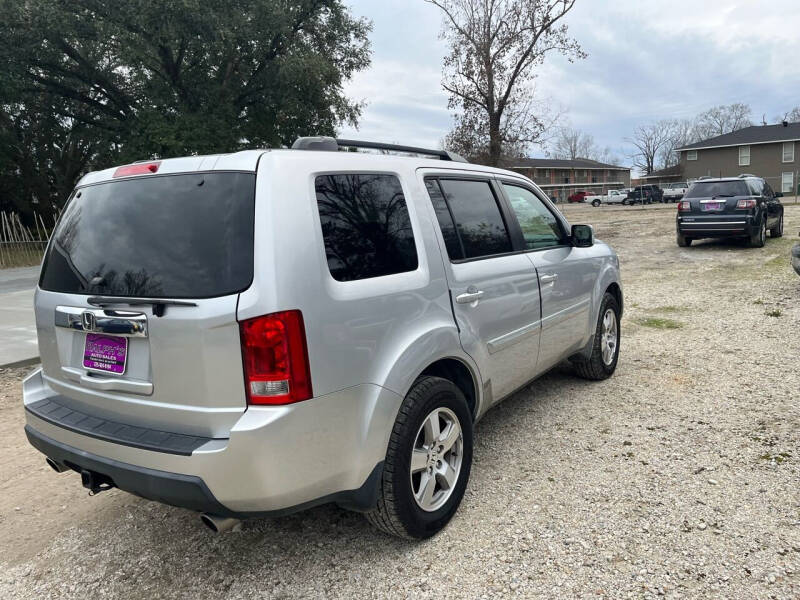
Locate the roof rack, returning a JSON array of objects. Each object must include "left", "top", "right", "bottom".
[
  {"left": 291, "top": 136, "right": 469, "bottom": 163},
  {"left": 737, "top": 173, "right": 758, "bottom": 178}
]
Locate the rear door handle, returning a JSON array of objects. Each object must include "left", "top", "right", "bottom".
[
  {"left": 455, "top": 288, "right": 485, "bottom": 304},
  {"left": 539, "top": 273, "right": 558, "bottom": 284}
]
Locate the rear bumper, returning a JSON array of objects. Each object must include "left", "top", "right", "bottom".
[
  {"left": 676, "top": 215, "right": 756, "bottom": 238},
  {"left": 23, "top": 368, "right": 401, "bottom": 515}
]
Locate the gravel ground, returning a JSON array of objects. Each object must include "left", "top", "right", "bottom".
[{"left": 1, "top": 203, "right": 799, "bottom": 599}]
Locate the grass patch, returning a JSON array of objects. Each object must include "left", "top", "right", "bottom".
[
  {"left": 752, "top": 299, "right": 765, "bottom": 305},
  {"left": 637, "top": 317, "right": 683, "bottom": 329},
  {"left": 765, "top": 308, "right": 783, "bottom": 318},
  {"left": 653, "top": 305, "right": 689, "bottom": 313}
]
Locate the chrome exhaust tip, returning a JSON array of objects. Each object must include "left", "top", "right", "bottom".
[
  {"left": 200, "top": 513, "right": 242, "bottom": 534},
  {"left": 46, "top": 457, "right": 69, "bottom": 473}
]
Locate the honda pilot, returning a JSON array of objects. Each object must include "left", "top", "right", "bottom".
[{"left": 23, "top": 137, "right": 623, "bottom": 539}]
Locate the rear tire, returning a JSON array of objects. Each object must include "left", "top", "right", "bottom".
[
  {"left": 365, "top": 376, "right": 473, "bottom": 539},
  {"left": 770, "top": 213, "right": 784, "bottom": 238},
  {"left": 749, "top": 218, "right": 766, "bottom": 248},
  {"left": 592, "top": 199, "right": 601, "bottom": 207},
  {"left": 677, "top": 232, "right": 692, "bottom": 247},
  {"left": 622, "top": 199, "right": 629, "bottom": 206},
  {"left": 572, "top": 292, "right": 620, "bottom": 381}
]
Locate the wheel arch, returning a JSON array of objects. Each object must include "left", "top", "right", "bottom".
[{"left": 380, "top": 326, "right": 484, "bottom": 421}]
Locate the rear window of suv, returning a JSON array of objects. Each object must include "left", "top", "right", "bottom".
[
  {"left": 685, "top": 180, "right": 749, "bottom": 198},
  {"left": 39, "top": 172, "right": 255, "bottom": 298}
]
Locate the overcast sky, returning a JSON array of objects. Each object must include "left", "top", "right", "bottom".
[{"left": 339, "top": 0, "right": 800, "bottom": 165}]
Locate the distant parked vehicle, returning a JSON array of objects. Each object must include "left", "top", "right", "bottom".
[
  {"left": 792, "top": 232, "right": 800, "bottom": 276},
  {"left": 662, "top": 182, "right": 689, "bottom": 202},
  {"left": 676, "top": 175, "right": 784, "bottom": 248},
  {"left": 587, "top": 190, "right": 628, "bottom": 207},
  {"left": 568, "top": 190, "right": 589, "bottom": 203},
  {"left": 626, "top": 185, "right": 662, "bottom": 205}
]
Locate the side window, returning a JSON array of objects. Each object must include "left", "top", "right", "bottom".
[
  {"left": 425, "top": 179, "right": 463, "bottom": 259},
  {"left": 501, "top": 184, "right": 564, "bottom": 249},
  {"left": 763, "top": 182, "right": 774, "bottom": 198},
  {"left": 315, "top": 173, "right": 418, "bottom": 282},
  {"left": 434, "top": 179, "right": 512, "bottom": 260},
  {"left": 748, "top": 178, "right": 764, "bottom": 196}
]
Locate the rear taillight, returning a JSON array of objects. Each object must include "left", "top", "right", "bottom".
[
  {"left": 678, "top": 201, "right": 691, "bottom": 211},
  {"left": 239, "top": 310, "right": 312, "bottom": 405},
  {"left": 113, "top": 162, "right": 161, "bottom": 178},
  {"left": 736, "top": 198, "right": 756, "bottom": 209}
]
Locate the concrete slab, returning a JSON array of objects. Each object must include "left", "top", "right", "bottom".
[{"left": 0, "top": 267, "right": 40, "bottom": 366}]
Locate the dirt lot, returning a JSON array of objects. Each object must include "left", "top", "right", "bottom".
[{"left": 1, "top": 203, "right": 798, "bottom": 599}]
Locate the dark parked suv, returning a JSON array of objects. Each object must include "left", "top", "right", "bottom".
[
  {"left": 676, "top": 176, "right": 784, "bottom": 247},
  {"left": 626, "top": 185, "right": 662, "bottom": 205}
]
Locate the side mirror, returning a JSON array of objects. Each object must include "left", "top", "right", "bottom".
[
  {"left": 571, "top": 224, "right": 594, "bottom": 248},
  {"left": 775, "top": 192, "right": 784, "bottom": 198}
]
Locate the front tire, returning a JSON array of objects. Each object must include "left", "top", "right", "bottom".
[
  {"left": 572, "top": 292, "right": 620, "bottom": 381},
  {"left": 366, "top": 376, "right": 473, "bottom": 539}
]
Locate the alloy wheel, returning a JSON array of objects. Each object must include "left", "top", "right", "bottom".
[
  {"left": 601, "top": 308, "right": 618, "bottom": 366},
  {"left": 410, "top": 407, "right": 464, "bottom": 512}
]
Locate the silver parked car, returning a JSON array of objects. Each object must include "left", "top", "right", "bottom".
[{"left": 23, "top": 137, "right": 623, "bottom": 539}]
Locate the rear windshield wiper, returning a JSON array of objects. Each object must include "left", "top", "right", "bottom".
[
  {"left": 712, "top": 194, "right": 734, "bottom": 198},
  {"left": 87, "top": 296, "right": 198, "bottom": 317}
]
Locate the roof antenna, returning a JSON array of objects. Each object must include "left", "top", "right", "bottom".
[{"left": 761, "top": 113, "right": 767, "bottom": 126}]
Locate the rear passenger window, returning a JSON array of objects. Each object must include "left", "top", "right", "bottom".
[
  {"left": 315, "top": 174, "right": 418, "bottom": 282},
  {"left": 435, "top": 179, "right": 512, "bottom": 259}
]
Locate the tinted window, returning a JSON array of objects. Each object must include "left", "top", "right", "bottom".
[
  {"left": 502, "top": 184, "right": 563, "bottom": 249},
  {"left": 685, "top": 180, "right": 750, "bottom": 198},
  {"left": 425, "top": 179, "right": 463, "bottom": 259},
  {"left": 40, "top": 173, "right": 255, "bottom": 298},
  {"left": 315, "top": 174, "right": 418, "bottom": 282},
  {"left": 747, "top": 178, "right": 764, "bottom": 196},
  {"left": 437, "top": 179, "right": 512, "bottom": 259}
]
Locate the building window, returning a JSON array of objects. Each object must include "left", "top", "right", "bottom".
[
  {"left": 591, "top": 175, "right": 598, "bottom": 183},
  {"left": 783, "top": 142, "right": 795, "bottom": 163},
  {"left": 738, "top": 145, "right": 750, "bottom": 166},
  {"left": 687, "top": 150, "right": 697, "bottom": 161},
  {"left": 782, "top": 172, "right": 794, "bottom": 194},
  {"left": 543, "top": 169, "right": 550, "bottom": 178}
]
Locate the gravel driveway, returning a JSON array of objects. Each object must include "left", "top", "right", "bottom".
[{"left": 1, "top": 203, "right": 798, "bottom": 599}]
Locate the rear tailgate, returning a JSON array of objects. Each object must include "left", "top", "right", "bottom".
[
  {"left": 678, "top": 180, "right": 753, "bottom": 234},
  {"left": 35, "top": 170, "right": 256, "bottom": 438}
]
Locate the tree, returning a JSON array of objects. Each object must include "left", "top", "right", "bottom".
[
  {"left": 776, "top": 107, "right": 800, "bottom": 123},
  {"left": 548, "top": 127, "right": 595, "bottom": 160},
  {"left": 429, "top": 0, "right": 584, "bottom": 167},
  {"left": 627, "top": 120, "right": 674, "bottom": 175},
  {"left": 693, "top": 103, "right": 752, "bottom": 139},
  {"left": 0, "top": 0, "right": 371, "bottom": 220},
  {"left": 547, "top": 126, "right": 619, "bottom": 164}
]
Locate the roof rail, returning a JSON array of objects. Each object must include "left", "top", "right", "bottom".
[
  {"left": 738, "top": 173, "right": 758, "bottom": 178},
  {"left": 291, "top": 136, "right": 469, "bottom": 163}
]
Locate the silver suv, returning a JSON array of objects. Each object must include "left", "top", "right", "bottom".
[{"left": 23, "top": 137, "right": 622, "bottom": 539}]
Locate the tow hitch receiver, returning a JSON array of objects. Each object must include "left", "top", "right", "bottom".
[{"left": 80, "top": 469, "right": 115, "bottom": 496}]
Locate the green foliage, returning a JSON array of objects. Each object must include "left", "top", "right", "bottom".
[
  {"left": 0, "top": 0, "right": 371, "bottom": 220},
  {"left": 636, "top": 317, "right": 683, "bottom": 330}
]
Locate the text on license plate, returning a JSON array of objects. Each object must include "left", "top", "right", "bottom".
[
  {"left": 702, "top": 202, "right": 723, "bottom": 210},
  {"left": 83, "top": 333, "right": 128, "bottom": 374}
]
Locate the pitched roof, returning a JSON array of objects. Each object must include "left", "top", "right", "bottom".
[
  {"left": 640, "top": 164, "right": 683, "bottom": 179},
  {"left": 678, "top": 122, "right": 800, "bottom": 151},
  {"left": 512, "top": 157, "right": 628, "bottom": 170}
]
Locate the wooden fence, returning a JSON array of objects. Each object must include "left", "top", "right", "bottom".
[{"left": 0, "top": 211, "right": 53, "bottom": 269}]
